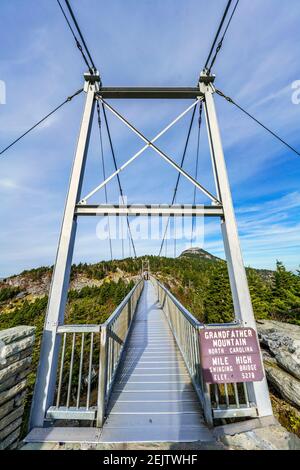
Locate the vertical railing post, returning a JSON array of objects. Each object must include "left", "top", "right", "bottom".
[
  {"left": 29, "top": 74, "right": 99, "bottom": 429},
  {"left": 97, "top": 326, "right": 108, "bottom": 427},
  {"left": 200, "top": 74, "right": 273, "bottom": 418},
  {"left": 197, "top": 327, "right": 213, "bottom": 426},
  {"left": 128, "top": 296, "right": 132, "bottom": 329}
]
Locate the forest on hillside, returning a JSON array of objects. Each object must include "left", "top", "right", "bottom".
[{"left": 1, "top": 254, "right": 300, "bottom": 330}]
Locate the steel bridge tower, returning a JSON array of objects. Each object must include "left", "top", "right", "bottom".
[{"left": 29, "top": 70, "right": 273, "bottom": 430}]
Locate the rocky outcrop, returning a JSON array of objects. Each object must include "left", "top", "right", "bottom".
[
  {"left": 0, "top": 326, "right": 35, "bottom": 450},
  {"left": 257, "top": 320, "right": 300, "bottom": 410},
  {"left": 180, "top": 247, "right": 221, "bottom": 261},
  {"left": 220, "top": 422, "right": 300, "bottom": 450},
  {"left": 1, "top": 271, "right": 136, "bottom": 299},
  {"left": 4, "top": 273, "right": 51, "bottom": 297}
]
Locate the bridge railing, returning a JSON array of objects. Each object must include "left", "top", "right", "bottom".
[
  {"left": 151, "top": 276, "right": 212, "bottom": 425},
  {"left": 98, "top": 278, "right": 144, "bottom": 425},
  {"left": 47, "top": 324, "right": 101, "bottom": 422},
  {"left": 46, "top": 278, "right": 144, "bottom": 427},
  {"left": 151, "top": 276, "right": 257, "bottom": 425}
]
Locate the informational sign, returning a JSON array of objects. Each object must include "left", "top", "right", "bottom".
[{"left": 199, "top": 327, "right": 264, "bottom": 384}]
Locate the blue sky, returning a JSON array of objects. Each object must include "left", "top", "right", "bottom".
[{"left": 1, "top": 0, "right": 300, "bottom": 277}]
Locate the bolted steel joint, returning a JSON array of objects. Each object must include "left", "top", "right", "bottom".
[
  {"left": 84, "top": 71, "right": 100, "bottom": 83},
  {"left": 199, "top": 70, "right": 216, "bottom": 85},
  {"left": 84, "top": 71, "right": 101, "bottom": 92}
]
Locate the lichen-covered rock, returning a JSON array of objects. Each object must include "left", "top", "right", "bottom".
[
  {"left": 0, "top": 356, "right": 32, "bottom": 383},
  {"left": 0, "top": 326, "right": 35, "bottom": 450},
  {"left": 264, "top": 359, "right": 300, "bottom": 408},
  {"left": 0, "top": 406, "right": 24, "bottom": 432},
  {"left": 221, "top": 424, "right": 300, "bottom": 450},
  {"left": 0, "top": 416, "right": 22, "bottom": 441},
  {"left": 0, "top": 379, "right": 27, "bottom": 406},
  {"left": 0, "top": 368, "right": 31, "bottom": 393},
  {"left": 0, "top": 347, "right": 33, "bottom": 370},
  {"left": 257, "top": 320, "right": 300, "bottom": 380},
  {"left": 0, "top": 326, "right": 35, "bottom": 345},
  {"left": 0, "top": 336, "right": 35, "bottom": 362},
  {"left": 0, "top": 427, "right": 21, "bottom": 450},
  {"left": 0, "top": 398, "right": 15, "bottom": 420}
]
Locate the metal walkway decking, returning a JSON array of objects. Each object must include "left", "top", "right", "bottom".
[{"left": 100, "top": 281, "right": 212, "bottom": 443}]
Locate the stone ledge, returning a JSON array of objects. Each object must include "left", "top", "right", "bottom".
[
  {"left": 0, "top": 326, "right": 35, "bottom": 345},
  {"left": 213, "top": 415, "right": 277, "bottom": 437},
  {"left": 0, "top": 406, "right": 24, "bottom": 432},
  {"left": 264, "top": 360, "right": 300, "bottom": 409},
  {"left": 0, "top": 368, "right": 31, "bottom": 393},
  {"left": 0, "top": 356, "right": 32, "bottom": 383},
  {"left": 0, "top": 379, "right": 28, "bottom": 407},
  {"left": 0, "top": 426, "right": 21, "bottom": 451},
  {"left": 0, "top": 326, "right": 35, "bottom": 450},
  {"left": 0, "top": 347, "right": 33, "bottom": 371},
  {"left": 0, "top": 416, "right": 22, "bottom": 441},
  {"left": 0, "top": 335, "right": 35, "bottom": 362},
  {"left": 219, "top": 423, "right": 300, "bottom": 450}
]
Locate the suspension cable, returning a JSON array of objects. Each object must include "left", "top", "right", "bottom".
[
  {"left": 0, "top": 88, "right": 83, "bottom": 157},
  {"left": 56, "top": 0, "right": 94, "bottom": 73},
  {"left": 174, "top": 192, "right": 177, "bottom": 258},
  {"left": 96, "top": 102, "right": 113, "bottom": 261},
  {"left": 203, "top": 0, "right": 233, "bottom": 72},
  {"left": 101, "top": 103, "right": 138, "bottom": 258},
  {"left": 191, "top": 102, "right": 203, "bottom": 247},
  {"left": 159, "top": 104, "right": 197, "bottom": 257},
  {"left": 207, "top": 0, "right": 240, "bottom": 74},
  {"left": 63, "top": 0, "right": 97, "bottom": 73},
  {"left": 215, "top": 89, "right": 300, "bottom": 157}
]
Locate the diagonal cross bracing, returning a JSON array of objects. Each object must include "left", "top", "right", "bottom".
[
  {"left": 100, "top": 98, "right": 220, "bottom": 204},
  {"left": 80, "top": 98, "right": 220, "bottom": 205},
  {"left": 80, "top": 98, "right": 200, "bottom": 204}
]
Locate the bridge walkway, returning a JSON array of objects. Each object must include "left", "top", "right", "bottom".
[{"left": 100, "top": 280, "right": 213, "bottom": 443}]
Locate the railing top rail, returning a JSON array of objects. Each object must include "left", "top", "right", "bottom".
[
  {"left": 103, "top": 278, "right": 143, "bottom": 328},
  {"left": 204, "top": 321, "right": 241, "bottom": 329},
  {"left": 57, "top": 324, "right": 101, "bottom": 333},
  {"left": 153, "top": 277, "right": 203, "bottom": 329}
]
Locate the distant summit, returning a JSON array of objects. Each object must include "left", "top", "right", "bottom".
[{"left": 179, "top": 247, "right": 221, "bottom": 261}]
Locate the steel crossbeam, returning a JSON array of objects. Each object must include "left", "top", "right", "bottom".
[
  {"left": 75, "top": 204, "right": 224, "bottom": 217},
  {"left": 95, "top": 87, "right": 203, "bottom": 99}
]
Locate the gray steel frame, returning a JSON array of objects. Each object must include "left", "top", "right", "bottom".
[
  {"left": 29, "top": 70, "right": 273, "bottom": 430},
  {"left": 200, "top": 73, "right": 273, "bottom": 418},
  {"left": 29, "top": 77, "right": 98, "bottom": 429},
  {"left": 75, "top": 204, "right": 224, "bottom": 217}
]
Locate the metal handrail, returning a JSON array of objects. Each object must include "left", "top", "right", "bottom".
[
  {"left": 103, "top": 278, "right": 143, "bottom": 327},
  {"left": 154, "top": 280, "right": 203, "bottom": 328},
  {"left": 47, "top": 324, "right": 102, "bottom": 422},
  {"left": 151, "top": 276, "right": 257, "bottom": 425},
  {"left": 97, "top": 278, "right": 144, "bottom": 426},
  {"left": 151, "top": 276, "right": 212, "bottom": 425},
  {"left": 47, "top": 279, "right": 144, "bottom": 427}
]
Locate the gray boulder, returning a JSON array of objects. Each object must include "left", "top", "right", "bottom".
[
  {"left": 257, "top": 320, "right": 300, "bottom": 380},
  {"left": 220, "top": 423, "right": 300, "bottom": 450},
  {"left": 264, "top": 359, "right": 300, "bottom": 408}
]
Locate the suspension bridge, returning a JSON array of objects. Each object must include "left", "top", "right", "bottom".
[{"left": 2, "top": 0, "right": 299, "bottom": 446}]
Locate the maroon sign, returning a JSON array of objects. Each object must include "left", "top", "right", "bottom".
[{"left": 199, "top": 327, "right": 264, "bottom": 384}]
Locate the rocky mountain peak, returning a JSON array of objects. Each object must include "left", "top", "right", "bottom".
[{"left": 179, "top": 247, "right": 221, "bottom": 261}]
